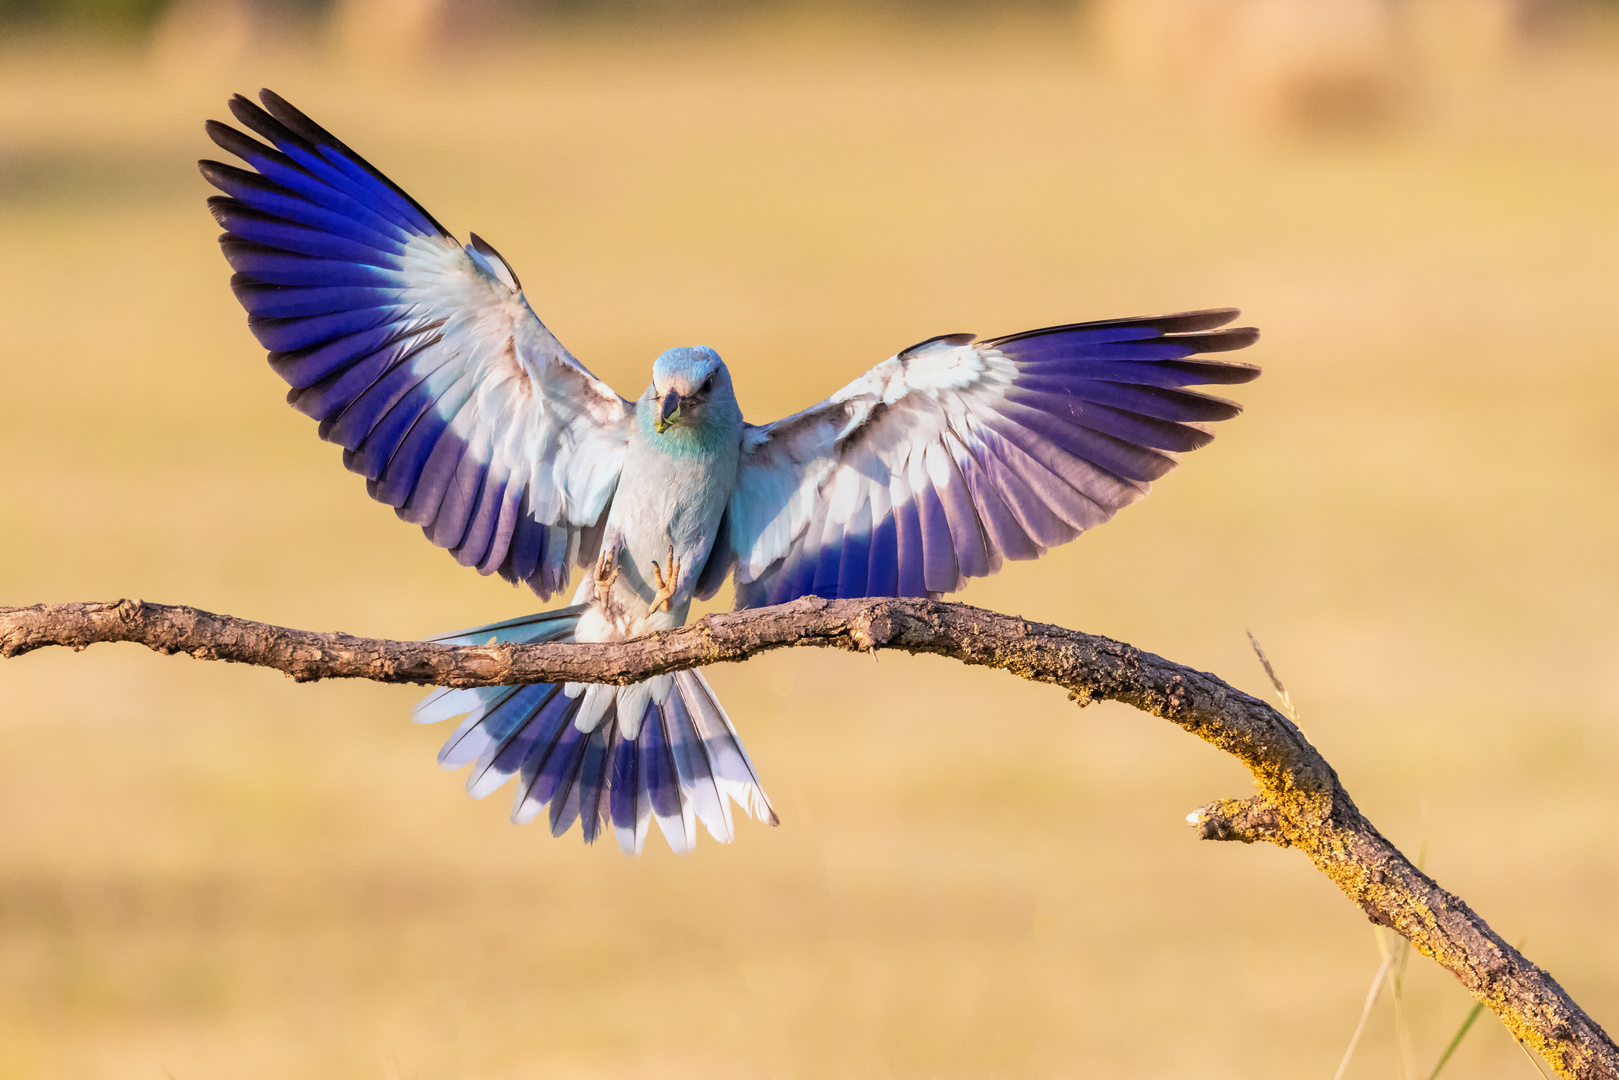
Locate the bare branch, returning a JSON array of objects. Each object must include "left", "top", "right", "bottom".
[{"left": 2, "top": 596, "right": 1614, "bottom": 1079}]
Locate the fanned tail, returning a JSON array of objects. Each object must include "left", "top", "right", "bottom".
[{"left": 413, "top": 609, "right": 776, "bottom": 854}]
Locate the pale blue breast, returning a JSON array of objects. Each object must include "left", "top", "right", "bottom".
[{"left": 607, "top": 394, "right": 744, "bottom": 611}]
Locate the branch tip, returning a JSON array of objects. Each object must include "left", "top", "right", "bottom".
[{"left": 1192, "top": 796, "right": 1289, "bottom": 845}]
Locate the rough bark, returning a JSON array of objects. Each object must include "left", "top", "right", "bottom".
[{"left": 2, "top": 596, "right": 1614, "bottom": 1079}]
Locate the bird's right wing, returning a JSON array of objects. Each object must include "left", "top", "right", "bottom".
[
  {"left": 709, "top": 310, "right": 1260, "bottom": 606},
  {"left": 200, "top": 90, "right": 633, "bottom": 598}
]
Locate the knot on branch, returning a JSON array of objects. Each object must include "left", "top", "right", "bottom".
[
  {"left": 849, "top": 604, "right": 895, "bottom": 652},
  {"left": 1189, "top": 796, "right": 1289, "bottom": 845}
]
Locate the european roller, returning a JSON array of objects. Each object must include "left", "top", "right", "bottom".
[{"left": 201, "top": 90, "right": 1261, "bottom": 855}]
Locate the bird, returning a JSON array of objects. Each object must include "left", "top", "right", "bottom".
[{"left": 199, "top": 89, "right": 1261, "bottom": 856}]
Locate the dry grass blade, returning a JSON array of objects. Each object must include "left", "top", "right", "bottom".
[
  {"left": 1333, "top": 952, "right": 1395, "bottom": 1080},
  {"left": 1390, "top": 925, "right": 1418, "bottom": 1080},
  {"left": 1520, "top": 1037, "right": 1559, "bottom": 1080},
  {"left": 1246, "top": 630, "right": 1298, "bottom": 720},
  {"left": 1394, "top": 833, "right": 1432, "bottom": 1080},
  {"left": 1427, "top": 1002, "right": 1486, "bottom": 1080}
]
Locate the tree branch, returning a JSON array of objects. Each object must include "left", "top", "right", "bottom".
[{"left": 2, "top": 596, "right": 1614, "bottom": 1079}]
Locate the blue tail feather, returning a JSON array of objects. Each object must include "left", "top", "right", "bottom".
[
  {"left": 413, "top": 607, "right": 775, "bottom": 854},
  {"left": 572, "top": 724, "right": 613, "bottom": 843}
]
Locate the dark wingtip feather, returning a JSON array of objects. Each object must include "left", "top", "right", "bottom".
[
  {"left": 198, "top": 158, "right": 262, "bottom": 195},
  {"left": 227, "top": 93, "right": 284, "bottom": 142},
  {"left": 1175, "top": 357, "right": 1262, "bottom": 384},
  {"left": 204, "top": 194, "right": 236, "bottom": 227},
  {"left": 255, "top": 87, "right": 454, "bottom": 240},
  {"left": 469, "top": 232, "right": 523, "bottom": 291},
  {"left": 203, "top": 121, "right": 316, "bottom": 195},
  {"left": 251, "top": 89, "right": 338, "bottom": 155},
  {"left": 204, "top": 118, "right": 257, "bottom": 157},
  {"left": 985, "top": 308, "right": 1246, "bottom": 348},
  {"left": 197, "top": 159, "right": 241, "bottom": 203},
  {"left": 1167, "top": 326, "right": 1260, "bottom": 353},
  {"left": 1149, "top": 307, "right": 1242, "bottom": 332},
  {"left": 899, "top": 332, "right": 977, "bottom": 359},
  {"left": 1173, "top": 306, "right": 1241, "bottom": 329}
]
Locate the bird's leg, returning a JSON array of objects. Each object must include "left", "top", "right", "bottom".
[
  {"left": 593, "top": 545, "right": 619, "bottom": 607},
  {"left": 648, "top": 544, "right": 681, "bottom": 614}
]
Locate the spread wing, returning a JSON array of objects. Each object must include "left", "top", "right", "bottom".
[
  {"left": 200, "top": 90, "right": 633, "bottom": 598},
  {"left": 707, "top": 310, "right": 1260, "bottom": 607}
]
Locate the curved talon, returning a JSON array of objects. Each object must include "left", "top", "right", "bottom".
[
  {"left": 648, "top": 544, "right": 680, "bottom": 614},
  {"left": 593, "top": 547, "right": 619, "bottom": 606}
]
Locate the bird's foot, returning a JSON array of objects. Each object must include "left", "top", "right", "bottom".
[
  {"left": 648, "top": 544, "right": 681, "bottom": 614},
  {"left": 593, "top": 547, "right": 619, "bottom": 607}
]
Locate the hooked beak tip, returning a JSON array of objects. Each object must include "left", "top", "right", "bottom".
[{"left": 656, "top": 388, "right": 681, "bottom": 434}]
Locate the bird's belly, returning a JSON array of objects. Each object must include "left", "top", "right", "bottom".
[
  {"left": 590, "top": 448, "right": 734, "bottom": 639},
  {"left": 614, "top": 459, "right": 721, "bottom": 557},
  {"left": 619, "top": 473, "right": 701, "bottom": 554}
]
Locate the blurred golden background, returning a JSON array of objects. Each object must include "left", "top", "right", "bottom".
[{"left": 2, "top": 1, "right": 1617, "bottom": 1076}]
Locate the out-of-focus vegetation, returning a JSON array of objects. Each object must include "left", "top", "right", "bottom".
[
  {"left": 0, "top": 0, "right": 1608, "bottom": 35},
  {"left": 0, "top": 0, "right": 165, "bottom": 30},
  {"left": 0, "top": 0, "right": 1076, "bottom": 32},
  {"left": 2, "top": 3, "right": 1617, "bottom": 1079}
]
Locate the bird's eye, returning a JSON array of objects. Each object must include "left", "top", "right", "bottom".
[{"left": 701, "top": 376, "right": 715, "bottom": 394}]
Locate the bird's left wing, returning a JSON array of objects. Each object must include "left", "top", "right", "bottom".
[
  {"left": 706, "top": 309, "right": 1260, "bottom": 607},
  {"left": 200, "top": 91, "right": 633, "bottom": 599}
]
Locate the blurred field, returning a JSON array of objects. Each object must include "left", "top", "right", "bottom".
[{"left": 2, "top": 8, "right": 1618, "bottom": 1079}]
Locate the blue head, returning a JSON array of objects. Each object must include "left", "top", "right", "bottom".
[{"left": 644, "top": 346, "right": 739, "bottom": 440}]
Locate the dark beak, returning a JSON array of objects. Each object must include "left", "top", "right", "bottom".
[{"left": 655, "top": 388, "right": 681, "bottom": 434}]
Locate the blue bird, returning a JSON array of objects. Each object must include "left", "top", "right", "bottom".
[{"left": 201, "top": 90, "right": 1261, "bottom": 855}]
